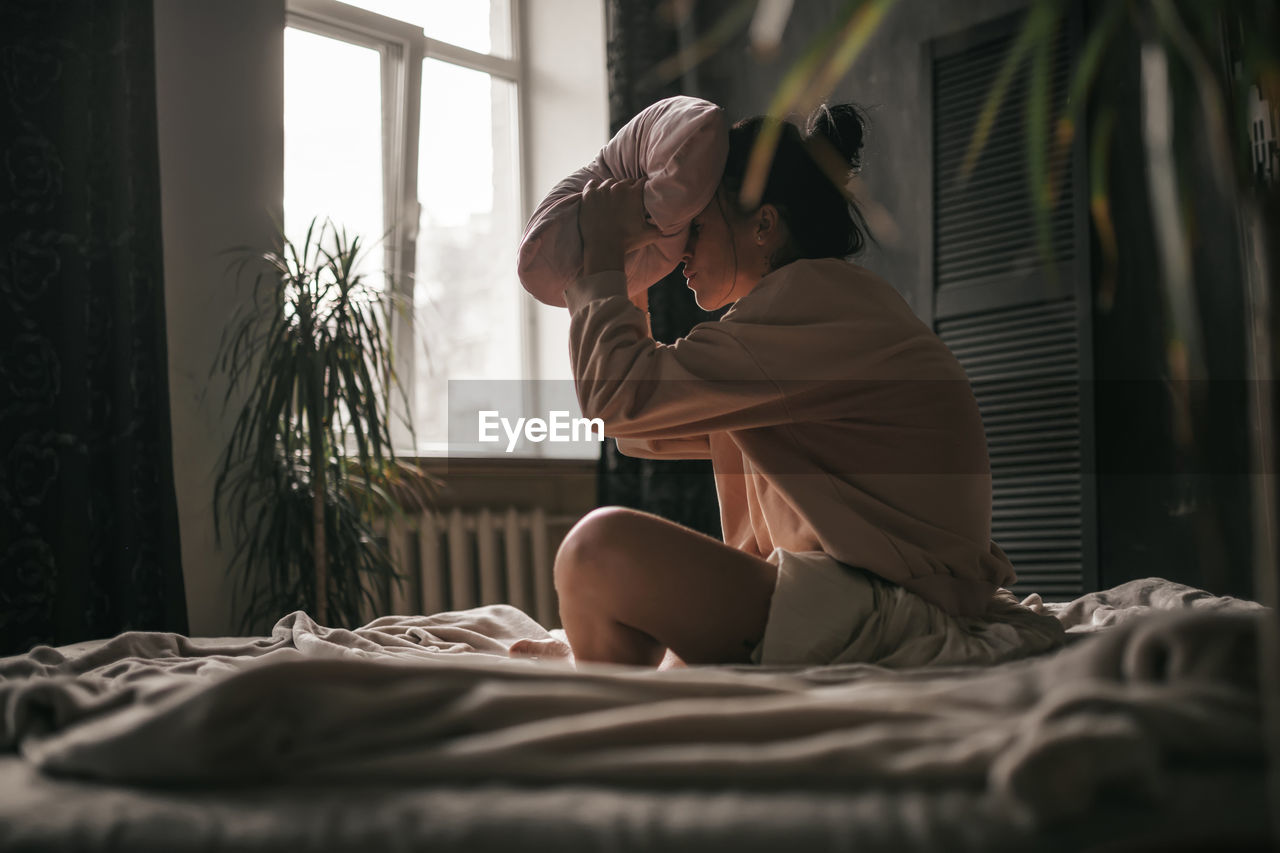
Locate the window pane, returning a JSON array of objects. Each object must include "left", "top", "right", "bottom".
[
  {"left": 413, "top": 59, "right": 522, "bottom": 449},
  {"left": 283, "top": 28, "right": 383, "bottom": 277},
  {"left": 338, "top": 0, "right": 512, "bottom": 57}
]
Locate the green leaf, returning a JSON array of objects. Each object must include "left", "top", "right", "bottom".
[
  {"left": 742, "top": 0, "right": 898, "bottom": 207},
  {"left": 1089, "top": 106, "right": 1119, "bottom": 312},
  {"left": 958, "top": 2, "right": 1050, "bottom": 186},
  {"left": 212, "top": 215, "right": 424, "bottom": 629},
  {"left": 1024, "top": 1, "right": 1056, "bottom": 271}
]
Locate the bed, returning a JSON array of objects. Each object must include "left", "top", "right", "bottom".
[{"left": 0, "top": 578, "right": 1272, "bottom": 852}]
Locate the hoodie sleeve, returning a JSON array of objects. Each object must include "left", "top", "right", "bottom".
[
  {"left": 615, "top": 434, "right": 712, "bottom": 460},
  {"left": 564, "top": 271, "right": 789, "bottom": 441}
]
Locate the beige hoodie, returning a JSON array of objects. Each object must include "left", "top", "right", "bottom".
[{"left": 564, "top": 257, "right": 1014, "bottom": 617}]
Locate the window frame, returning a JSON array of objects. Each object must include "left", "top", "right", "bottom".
[{"left": 284, "top": 0, "right": 542, "bottom": 456}]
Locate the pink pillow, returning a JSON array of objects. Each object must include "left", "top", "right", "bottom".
[{"left": 517, "top": 96, "right": 729, "bottom": 307}]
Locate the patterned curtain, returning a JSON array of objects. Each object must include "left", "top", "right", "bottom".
[
  {"left": 0, "top": 0, "right": 187, "bottom": 654},
  {"left": 600, "top": 0, "right": 725, "bottom": 538}
]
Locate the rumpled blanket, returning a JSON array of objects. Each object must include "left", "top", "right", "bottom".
[{"left": 0, "top": 578, "right": 1267, "bottom": 823}]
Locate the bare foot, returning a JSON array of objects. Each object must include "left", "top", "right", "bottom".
[
  {"left": 658, "top": 648, "right": 687, "bottom": 670},
  {"left": 508, "top": 637, "right": 574, "bottom": 663}
]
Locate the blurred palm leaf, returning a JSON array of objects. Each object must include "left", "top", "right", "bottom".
[
  {"left": 640, "top": 0, "right": 758, "bottom": 92},
  {"left": 742, "top": 0, "right": 896, "bottom": 207},
  {"left": 694, "top": 0, "right": 1276, "bottom": 378}
]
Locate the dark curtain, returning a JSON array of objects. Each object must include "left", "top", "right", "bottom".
[
  {"left": 0, "top": 0, "right": 187, "bottom": 654},
  {"left": 599, "top": 0, "right": 725, "bottom": 538}
]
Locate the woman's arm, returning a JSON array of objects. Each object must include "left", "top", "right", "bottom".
[
  {"left": 607, "top": 241, "right": 710, "bottom": 458},
  {"left": 567, "top": 272, "right": 785, "bottom": 440},
  {"left": 566, "top": 179, "right": 788, "bottom": 441}
]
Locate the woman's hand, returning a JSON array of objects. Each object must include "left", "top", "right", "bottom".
[{"left": 579, "top": 178, "right": 662, "bottom": 276}]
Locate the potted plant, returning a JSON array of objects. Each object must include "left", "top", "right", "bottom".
[{"left": 213, "top": 218, "right": 427, "bottom": 632}]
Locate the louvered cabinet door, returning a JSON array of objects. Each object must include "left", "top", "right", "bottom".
[{"left": 929, "top": 10, "right": 1097, "bottom": 597}]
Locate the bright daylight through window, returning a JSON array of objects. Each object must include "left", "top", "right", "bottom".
[{"left": 284, "top": 0, "right": 585, "bottom": 456}]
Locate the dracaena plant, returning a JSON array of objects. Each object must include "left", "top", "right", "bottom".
[{"left": 213, "top": 218, "right": 428, "bottom": 632}]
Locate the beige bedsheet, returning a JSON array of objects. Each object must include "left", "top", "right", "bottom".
[{"left": 0, "top": 578, "right": 1266, "bottom": 825}]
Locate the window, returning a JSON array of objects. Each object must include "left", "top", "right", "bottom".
[
  {"left": 283, "top": 0, "right": 607, "bottom": 457},
  {"left": 284, "top": 28, "right": 383, "bottom": 280}
]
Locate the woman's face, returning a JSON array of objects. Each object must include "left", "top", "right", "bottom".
[{"left": 681, "top": 190, "right": 765, "bottom": 311}]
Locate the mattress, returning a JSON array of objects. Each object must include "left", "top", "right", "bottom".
[
  {"left": 0, "top": 757, "right": 1268, "bottom": 853},
  {"left": 0, "top": 577, "right": 1273, "bottom": 852}
]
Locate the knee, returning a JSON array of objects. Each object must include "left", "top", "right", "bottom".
[{"left": 555, "top": 506, "right": 644, "bottom": 596}]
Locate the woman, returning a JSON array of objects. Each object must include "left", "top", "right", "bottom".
[{"left": 511, "top": 104, "right": 1062, "bottom": 668}]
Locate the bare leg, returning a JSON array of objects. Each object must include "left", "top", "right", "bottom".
[{"left": 545, "top": 506, "right": 778, "bottom": 667}]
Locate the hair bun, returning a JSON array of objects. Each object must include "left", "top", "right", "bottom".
[{"left": 805, "top": 103, "right": 865, "bottom": 173}]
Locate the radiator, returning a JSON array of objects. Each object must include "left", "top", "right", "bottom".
[{"left": 373, "top": 507, "right": 574, "bottom": 628}]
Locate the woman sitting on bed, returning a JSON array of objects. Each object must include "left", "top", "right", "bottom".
[{"left": 510, "top": 104, "right": 1063, "bottom": 668}]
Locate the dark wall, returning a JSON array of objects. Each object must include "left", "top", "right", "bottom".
[{"left": 696, "top": 0, "right": 1256, "bottom": 598}]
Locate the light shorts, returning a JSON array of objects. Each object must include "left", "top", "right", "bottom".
[{"left": 749, "top": 549, "right": 1065, "bottom": 667}]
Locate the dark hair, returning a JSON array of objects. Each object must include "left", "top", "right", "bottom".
[{"left": 720, "top": 102, "right": 871, "bottom": 263}]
